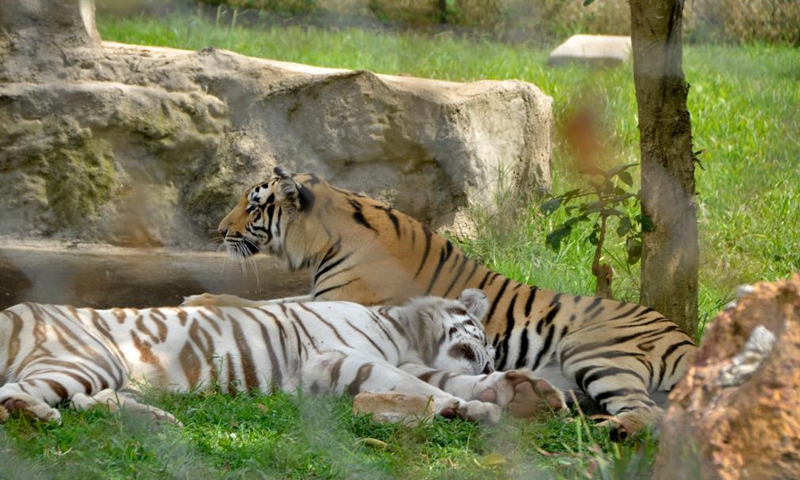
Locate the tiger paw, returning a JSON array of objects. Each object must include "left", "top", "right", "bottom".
[
  {"left": 2, "top": 397, "right": 61, "bottom": 422},
  {"left": 181, "top": 293, "right": 239, "bottom": 307},
  {"left": 593, "top": 407, "right": 664, "bottom": 441},
  {"left": 0, "top": 405, "right": 8, "bottom": 422},
  {"left": 476, "top": 370, "right": 567, "bottom": 419},
  {"left": 440, "top": 400, "right": 502, "bottom": 424}
]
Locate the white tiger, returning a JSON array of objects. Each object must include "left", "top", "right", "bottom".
[{"left": 0, "top": 289, "right": 566, "bottom": 425}]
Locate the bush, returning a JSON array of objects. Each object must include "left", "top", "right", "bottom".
[
  {"left": 196, "top": 0, "right": 317, "bottom": 17},
  {"left": 366, "top": 0, "right": 440, "bottom": 26},
  {"left": 153, "top": 0, "right": 800, "bottom": 45},
  {"left": 684, "top": 0, "right": 800, "bottom": 45}
]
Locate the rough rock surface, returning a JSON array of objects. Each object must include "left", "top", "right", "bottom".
[
  {"left": 652, "top": 273, "right": 800, "bottom": 480},
  {"left": 0, "top": 0, "right": 552, "bottom": 249}
]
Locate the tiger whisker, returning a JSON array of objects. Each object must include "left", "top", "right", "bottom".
[
  {"left": 247, "top": 256, "right": 261, "bottom": 292},
  {"left": 203, "top": 237, "right": 224, "bottom": 250}
]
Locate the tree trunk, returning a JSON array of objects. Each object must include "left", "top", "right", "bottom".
[{"left": 629, "top": 0, "right": 699, "bottom": 338}]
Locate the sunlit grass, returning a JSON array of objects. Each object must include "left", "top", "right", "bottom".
[
  {"left": 0, "top": 391, "right": 656, "bottom": 479},
  {"left": 3, "top": 12, "right": 793, "bottom": 480}
]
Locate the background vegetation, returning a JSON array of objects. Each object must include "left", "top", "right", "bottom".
[
  {"left": 1, "top": 3, "right": 798, "bottom": 479},
  {"left": 118, "top": 0, "right": 800, "bottom": 45}
]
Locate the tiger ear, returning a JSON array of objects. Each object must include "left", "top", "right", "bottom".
[
  {"left": 275, "top": 177, "right": 302, "bottom": 214},
  {"left": 458, "top": 289, "right": 489, "bottom": 322},
  {"left": 274, "top": 165, "right": 291, "bottom": 179}
]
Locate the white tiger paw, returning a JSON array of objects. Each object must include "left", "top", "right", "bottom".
[
  {"left": 0, "top": 404, "right": 8, "bottom": 422},
  {"left": 475, "top": 369, "right": 567, "bottom": 419},
  {"left": 439, "top": 399, "right": 502, "bottom": 424},
  {"left": 2, "top": 396, "right": 61, "bottom": 423}
]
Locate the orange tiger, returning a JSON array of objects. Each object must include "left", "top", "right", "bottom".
[{"left": 184, "top": 167, "right": 697, "bottom": 437}]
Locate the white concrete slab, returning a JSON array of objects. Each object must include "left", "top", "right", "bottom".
[{"left": 548, "top": 34, "right": 632, "bottom": 68}]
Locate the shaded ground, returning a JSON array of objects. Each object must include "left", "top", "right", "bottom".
[{"left": 0, "top": 239, "right": 307, "bottom": 309}]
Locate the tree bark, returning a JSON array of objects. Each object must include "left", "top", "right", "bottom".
[{"left": 629, "top": 0, "right": 699, "bottom": 338}]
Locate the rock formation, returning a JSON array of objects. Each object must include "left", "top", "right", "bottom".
[
  {"left": 0, "top": 0, "right": 552, "bottom": 248},
  {"left": 652, "top": 274, "right": 800, "bottom": 480}
]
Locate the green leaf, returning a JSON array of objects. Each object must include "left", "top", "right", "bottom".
[
  {"left": 638, "top": 214, "right": 656, "bottom": 232},
  {"left": 564, "top": 215, "right": 589, "bottom": 227},
  {"left": 546, "top": 225, "right": 573, "bottom": 251},
  {"left": 583, "top": 0, "right": 596, "bottom": 5},
  {"left": 607, "top": 163, "right": 638, "bottom": 177},
  {"left": 617, "top": 170, "right": 634, "bottom": 186},
  {"left": 626, "top": 237, "right": 642, "bottom": 264},
  {"left": 585, "top": 201, "right": 607, "bottom": 213},
  {"left": 617, "top": 217, "right": 632, "bottom": 237},
  {"left": 540, "top": 197, "right": 562, "bottom": 215},
  {"left": 587, "top": 230, "right": 599, "bottom": 246}
]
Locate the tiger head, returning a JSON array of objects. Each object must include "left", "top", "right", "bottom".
[
  {"left": 217, "top": 166, "right": 318, "bottom": 264},
  {"left": 410, "top": 288, "right": 495, "bottom": 376}
]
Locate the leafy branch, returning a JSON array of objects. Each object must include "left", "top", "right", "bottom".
[{"left": 541, "top": 163, "right": 653, "bottom": 298}]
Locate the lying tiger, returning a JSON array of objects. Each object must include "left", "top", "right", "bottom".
[
  {"left": 0, "top": 289, "right": 566, "bottom": 425},
  {"left": 184, "top": 167, "right": 698, "bottom": 437}
]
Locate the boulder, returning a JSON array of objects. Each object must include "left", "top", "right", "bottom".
[
  {"left": 0, "top": 0, "right": 552, "bottom": 249},
  {"left": 548, "top": 35, "right": 631, "bottom": 68},
  {"left": 652, "top": 274, "right": 800, "bottom": 480}
]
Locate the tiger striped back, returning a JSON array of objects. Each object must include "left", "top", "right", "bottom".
[
  {"left": 1, "top": 289, "right": 526, "bottom": 424},
  {"left": 204, "top": 167, "right": 698, "bottom": 436}
]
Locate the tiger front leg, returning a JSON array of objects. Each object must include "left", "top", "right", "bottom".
[
  {"left": 399, "top": 364, "right": 567, "bottom": 419},
  {"left": 71, "top": 389, "right": 183, "bottom": 426},
  {"left": 180, "top": 293, "right": 313, "bottom": 307},
  {"left": 304, "top": 350, "right": 502, "bottom": 424}
]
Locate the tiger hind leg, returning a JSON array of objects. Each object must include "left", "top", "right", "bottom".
[
  {"left": 0, "top": 384, "right": 63, "bottom": 422},
  {"left": 71, "top": 389, "right": 183, "bottom": 426},
  {"left": 303, "top": 349, "right": 503, "bottom": 424},
  {"left": 559, "top": 350, "right": 666, "bottom": 439},
  {"left": 0, "top": 391, "right": 61, "bottom": 422}
]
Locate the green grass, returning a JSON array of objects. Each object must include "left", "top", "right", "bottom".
[
  {"left": 1, "top": 391, "right": 656, "bottom": 479},
  {"left": 2, "top": 12, "right": 798, "bottom": 480}
]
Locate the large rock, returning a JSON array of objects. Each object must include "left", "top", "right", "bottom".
[
  {"left": 0, "top": 0, "right": 552, "bottom": 248},
  {"left": 652, "top": 274, "right": 800, "bottom": 480}
]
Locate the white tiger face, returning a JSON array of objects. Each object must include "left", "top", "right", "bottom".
[{"left": 427, "top": 289, "right": 496, "bottom": 376}]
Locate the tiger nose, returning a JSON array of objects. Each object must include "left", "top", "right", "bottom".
[
  {"left": 218, "top": 228, "right": 228, "bottom": 238},
  {"left": 482, "top": 362, "right": 494, "bottom": 375}
]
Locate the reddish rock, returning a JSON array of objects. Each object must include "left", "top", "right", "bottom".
[
  {"left": 353, "top": 392, "right": 434, "bottom": 426},
  {"left": 653, "top": 273, "right": 800, "bottom": 480}
]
